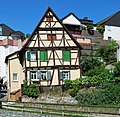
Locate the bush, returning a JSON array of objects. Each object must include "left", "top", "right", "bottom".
[
  {"left": 76, "top": 83, "right": 120, "bottom": 105},
  {"left": 87, "top": 24, "right": 93, "bottom": 30},
  {"left": 27, "top": 84, "right": 39, "bottom": 98},
  {"left": 22, "top": 81, "right": 28, "bottom": 96},
  {"left": 22, "top": 82, "right": 39, "bottom": 98},
  {"left": 96, "top": 25, "right": 105, "bottom": 33},
  {"left": 64, "top": 79, "right": 82, "bottom": 90},
  {"left": 113, "top": 61, "right": 120, "bottom": 77},
  {"left": 64, "top": 79, "right": 82, "bottom": 97},
  {"left": 69, "top": 87, "right": 79, "bottom": 97},
  {"left": 64, "top": 80, "right": 72, "bottom": 90},
  {"left": 81, "top": 56, "right": 102, "bottom": 75}
]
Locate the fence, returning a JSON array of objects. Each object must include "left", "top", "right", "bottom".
[{"left": 0, "top": 101, "right": 120, "bottom": 117}]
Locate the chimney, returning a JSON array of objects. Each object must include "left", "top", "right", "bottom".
[{"left": 84, "top": 17, "right": 88, "bottom": 20}]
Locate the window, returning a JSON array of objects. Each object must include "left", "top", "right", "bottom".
[
  {"left": 31, "top": 51, "right": 37, "bottom": 61},
  {"left": 27, "top": 51, "right": 37, "bottom": 61},
  {"left": 41, "top": 71, "right": 47, "bottom": 80},
  {"left": 30, "top": 70, "right": 51, "bottom": 80},
  {"left": 108, "top": 36, "right": 112, "bottom": 40},
  {"left": 63, "top": 51, "right": 71, "bottom": 61},
  {"left": 13, "top": 73, "right": 18, "bottom": 81},
  {"left": 30, "top": 71, "right": 37, "bottom": 80},
  {"left": 0, "top": 26, "right": 2, "bottom": 35},
  {"left": 46, "top": 15, "right": 53, "bottom": 22},
  {"left": 47, "top": 34, "right": 56, "bottom": 40},
  {"left": 40, "top": 51, "right": 48, "bottom": 61},
  {"left": 60, "top": 71, "right": 70, "bottom": 80}
]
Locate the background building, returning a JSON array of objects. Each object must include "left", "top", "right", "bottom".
[{"left": 0, "top": 24, "right": 24, "bottom": 83}]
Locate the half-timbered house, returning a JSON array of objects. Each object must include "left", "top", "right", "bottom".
[{"left": 5, "top": 7, "right": 82, "bottom": 100}]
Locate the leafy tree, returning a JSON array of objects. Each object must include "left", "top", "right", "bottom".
[
  {"left": 87, "top": 24, "right": 93, "bottom": 30},
  {"left": 96, "top": 25, "right": 105, "bottom": 33},
  {"left": 81, "top": 56, "right": 102, "bottom": 75},
  {"left": 96, "top": 40, "right": 118, "bottom": 64}
]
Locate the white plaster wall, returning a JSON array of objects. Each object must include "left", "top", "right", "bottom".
[
  {"left": 104, "top": 25, "right": 120, "bottom": 40},
  {"left": 62, "top": 14, "right": 81, "bottom": 26},
  {"left": 0, "top": 45, "right": 18, "bottom": 82}
]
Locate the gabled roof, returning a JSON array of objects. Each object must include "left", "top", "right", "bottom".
[
  {"left": 61, "top": 12, "right": 81, "bottom": 24},
  {"left": 97, "top": 11, "right": 120, "bottom": 26},
  {"left": 62, "top": 13, "right": 93, "bottom": 25},
  {"left": 5, "top": 51, "right": 19, "bottom": 63},
  {"left": 19, "top": 7, "right": 82, "bottom": 54}
]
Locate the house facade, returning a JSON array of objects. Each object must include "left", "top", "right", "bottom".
[
  {"left": 97, "top": 11, "right": 120, "bottom": 61},
  {"left": 97, "top": 11, "right": 120, "bottom": 41},
  {"left": 61, "top": 13, "right": 110, "bottom": 57},
  {"left": 0, "top": 24, "right": 24, "bottom": 83},
  {"left": 5, "top": 7, "right": 82, "bottom": 100}
]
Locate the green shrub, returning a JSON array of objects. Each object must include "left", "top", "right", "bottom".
[
  {"left": 87, "top": 24, "right": 93, "bottom": 30},
  {"left": 64, "top": 79, "right": 82, "bottom": 90},
  {"left": 113, "top": 61, "right": 120, "bottom": 77},
  {"left": 76, "top": 83, "right": 120, "bottom": 105},
  {"left": 71, "top": 79, "right": 82, "bottom": 88},
  {"left": 69, "top": 87, "right": 79, "bottom": 97},
  {"left": 27, "top": 84, "right": 39, "bottom": 98},
  {"left": 96, "top": 25, "right": 105, "bottom": 33},
  {"left": 22, "top": 81, "right": 29, "bottom": 96},
  {"left": 22, "top": 82, "right": 39, "bottom": 98},
  {"left": 81, "top": 56, "right": 102, "bottom": 75},
  {"left": 64, "top": 80, "right": 72, "bottom": 90}
]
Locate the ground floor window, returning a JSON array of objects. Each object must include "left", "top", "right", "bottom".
[
  {"left": 13, "top": 73, "right": 18, "bottom": 81},
  {"left": 30, "top": 70, "right": 51, "bottom": 80},
  {"left": 30, "top": 71, "right": 37, "bottom": 80},
  {"left": 41, "top": 71, "right": 47, "bottom": 80},
  {"left": 60, "top": 71, "right": 70, "bottom": 80}
]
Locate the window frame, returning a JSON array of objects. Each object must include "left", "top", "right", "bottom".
[
  {"left": 30, "top": 51, "right": 37, "bottom": 61},
  {"left": 30, "top": 71, "right": 38, "bottom": 81},
  {"left": 41, "top": 71, "right": 48, "bottom": 80},
  {"left": 108, "top": 36, "right": 112, "bottom": 40},
  {"left": 60, "top": 71, "right": 70, "bottom": 80},
  {"left": 47, "top": 34, "right": 56, "bottom": 41},
  {"left": 46, "top": 15, "right": 53, "bottom": 22},
  {"left": 26, "top": 51, "right": 37, "bottom": 61},
  {"left": 13, "top": 73, "right": 18, "bottom": 81}
]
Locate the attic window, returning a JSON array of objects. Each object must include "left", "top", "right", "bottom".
[
  {"left": 46, "top": 15, "right": 53, "bottom": 22},
  {"left": 47, "top": 34, "right": 56, "bottom": 40}
]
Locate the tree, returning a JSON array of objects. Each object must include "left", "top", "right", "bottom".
[
  {"left": 81, "top": 56, "right": 102, "bottom": 75},
  {"left": 96, "top": 40, "right": 118, "bottom": 64},
  {"left": 96, "top": 25, "right": 105, "bottom": 34}
]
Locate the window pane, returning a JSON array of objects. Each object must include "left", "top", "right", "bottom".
[
  {"left": 46, "top": 15, "right": 53, "bottom": 22},
  {"left": 63, "top": 51, "right": 70, "bottom": 61},
  {"left": 60, "top": 71, "right": 70, "bottom": 80},
  {"left": 13, "top": 73, "right": 18, "bottom": 81},
  {"left": 31, "top": 71, "right": 37, "bottom": 80},
  {"left": 31, "top": 52, "right": 36, "bottom": 60},
  {"left": 47, "top": 34, "right": 56, "bottom": 40},
  {"left": 41, "top": 71, "right": 47, "bottom": 80}
]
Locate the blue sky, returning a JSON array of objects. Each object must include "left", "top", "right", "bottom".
[{"left": 0, "top": 0, "right": 120, "bottom": 34}]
